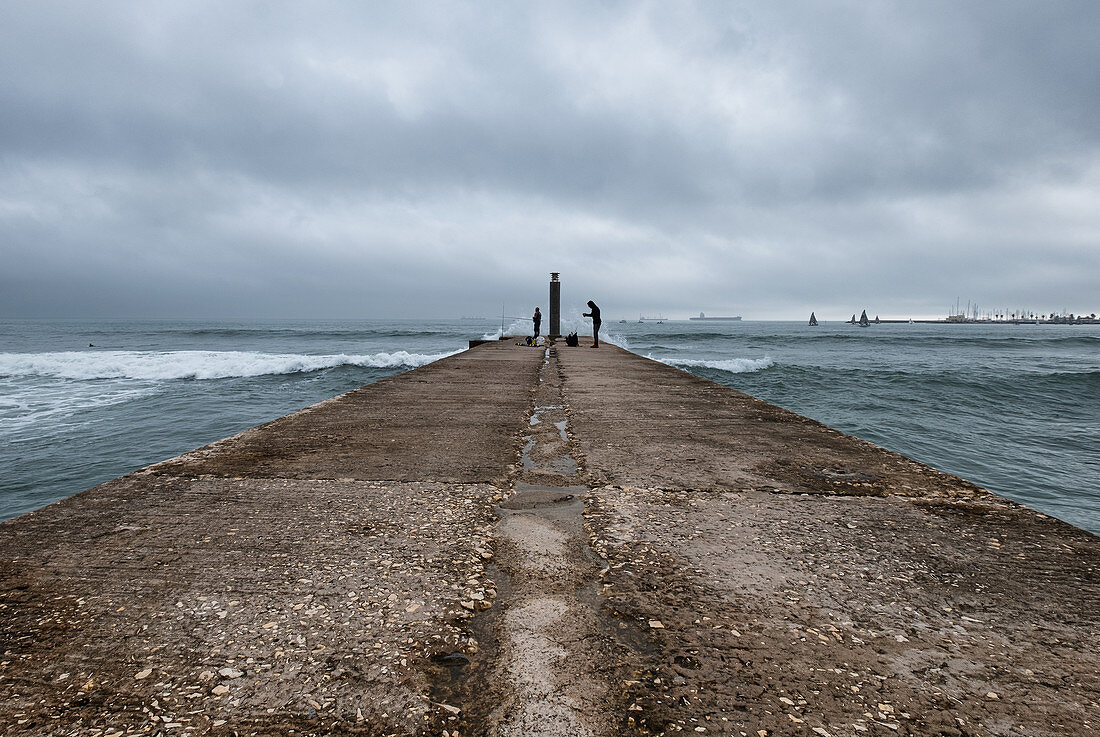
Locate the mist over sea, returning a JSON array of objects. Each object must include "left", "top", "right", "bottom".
[{"left": 1, "top": 318, "right": 1097, "bottom": 535}]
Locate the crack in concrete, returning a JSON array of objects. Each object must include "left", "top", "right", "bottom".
[{"left": 487, "top": 347, "right": 609, "bottom": 736}]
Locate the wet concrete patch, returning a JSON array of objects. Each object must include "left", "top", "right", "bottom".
[
  {"left": 519, "top": 436, "right": 537, "bottom": 469},
  {"left": 500, "top": 485, "right": 585, "bottom": 510},
  {"left": 490, "top": 487, "right": 610, "bottom": 735},
  {"left": 469, "top": 346, "right": 613, "bottom": 734},
  {"left": 528, "top": 404, "right": 563, "bottom": 426}
]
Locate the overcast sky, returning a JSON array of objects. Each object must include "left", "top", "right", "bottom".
[{"left": 2, "top": 1, "right": 1098, "bottom": 321}]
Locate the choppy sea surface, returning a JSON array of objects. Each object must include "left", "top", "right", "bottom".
[{"left": 1, "top": 317, "right": 1097, "bottom": 535}]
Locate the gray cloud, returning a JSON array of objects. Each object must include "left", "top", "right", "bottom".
[{"left": 2, "top": 1, "right": 1098, "bottom": 321}]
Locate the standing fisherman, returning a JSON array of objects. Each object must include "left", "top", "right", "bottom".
[
  {"left": 583, "top": 300, "right": 601, "bottom": 348},
  {"left": 533, "top": 307, "right": 542, "bottom": 341}
]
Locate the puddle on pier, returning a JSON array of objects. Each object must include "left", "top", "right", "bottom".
[
  {"left": 519, "top": 403, "right": 577, "bottom": 475},
  {"left": 492, "top": 478, "right": 605, "bottom": 733},
  {"left": 519, "top": 438, "right": 577, "bottom": 475},
  {"left": 439, "top": 345, "right": 615, "bottom": 735},
  {"left": 491, "top": 346, "right": 612, "bottom": 733},
  {"left": 528, "top": 404, "right": 563, "bottom": 426},
  {"left": 520, "top": 436, "right": 537, "bottom": 469},
  {"left": 502, "top": 483, "right": 589, "bottom": 512}
]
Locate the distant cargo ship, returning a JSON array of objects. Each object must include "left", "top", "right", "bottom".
[{"left": 689, "top": 312, "right": 742, "bottom": 321}]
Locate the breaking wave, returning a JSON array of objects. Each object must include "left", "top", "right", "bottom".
[
  {"left": 0, "top": 349, "right": 457, "bottom": 381},
  {"left": 658, "top": 356, "right": 775, "bottom": 374},
  {"left": 481, "top": 318, "right": 538, "bottom": 341}
]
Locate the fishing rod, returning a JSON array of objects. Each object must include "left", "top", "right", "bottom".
[{"left": 501, "top": 305, "right": 535, "bottom": 335}]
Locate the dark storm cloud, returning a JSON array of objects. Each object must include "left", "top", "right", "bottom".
[{"left": 1, "top": 1, "right": 1098, "bottom": 320}]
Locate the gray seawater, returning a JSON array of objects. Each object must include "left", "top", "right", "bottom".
[{"left": 1, "top": 318, "right": 1097, "bottom": 535}]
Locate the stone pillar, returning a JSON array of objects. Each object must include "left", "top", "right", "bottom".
[{"left": 549, "top": 272, "right": 561, "bottom": 338}]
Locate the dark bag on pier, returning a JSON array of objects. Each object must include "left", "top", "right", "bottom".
[{"left": 565, "top": 332, "right": 579, "bottom": 347}]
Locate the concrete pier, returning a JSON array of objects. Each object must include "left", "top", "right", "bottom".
[{"left": 1, "top": 342, "right": 1097, "bottom": 736}]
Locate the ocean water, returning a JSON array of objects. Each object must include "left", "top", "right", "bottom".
[
  {"left": 1, "top": 318, "right": 1097, "bottom": 535},
  {"left": 0, "top": 319, "right": 466, "bottom": 521}
]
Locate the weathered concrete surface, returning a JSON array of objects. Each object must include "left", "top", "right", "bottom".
[
  {"left": 559, "top": 344, "right": 1100, "bottom": 736},
  {"left": 150, "top": 347, "right": 539, "bottom": 483},
  {"left": 559, "top": 344, "right": 986, "bottom": 499},
  {"left": 0, "top": 346, "right": 541, "bottom": 736},
  {"left": 1, "top": 340, "right": 1097, "bottom": 736}
]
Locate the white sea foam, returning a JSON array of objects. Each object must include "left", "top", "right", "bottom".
[
  {"left": 0, "top": 349, "right": 456, "bottom": 381},
  {"left": 480, "top": 311, "right": 604, "bottom": 341},
  {"left": 481, "top": 318, "right": 536, "bottom": 341},
  {"left": 0, "top": 381, "right": 159, "bottom": 435},
  {"left": 603, "top": 332, "right": 628, "bottom": 349},
  {"left": 658, "top": 356, "right": 775, "bottom": 373}
]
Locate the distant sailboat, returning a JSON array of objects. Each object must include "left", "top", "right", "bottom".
[
  {"left": 858, "top": 310, "right": 870, "bottom": 327},
  {"left": 848, "top": 314, "right": 857, "bottom": 324},
  {"left": 808, "top": 312, "right": 818, "bottom": 326}
]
